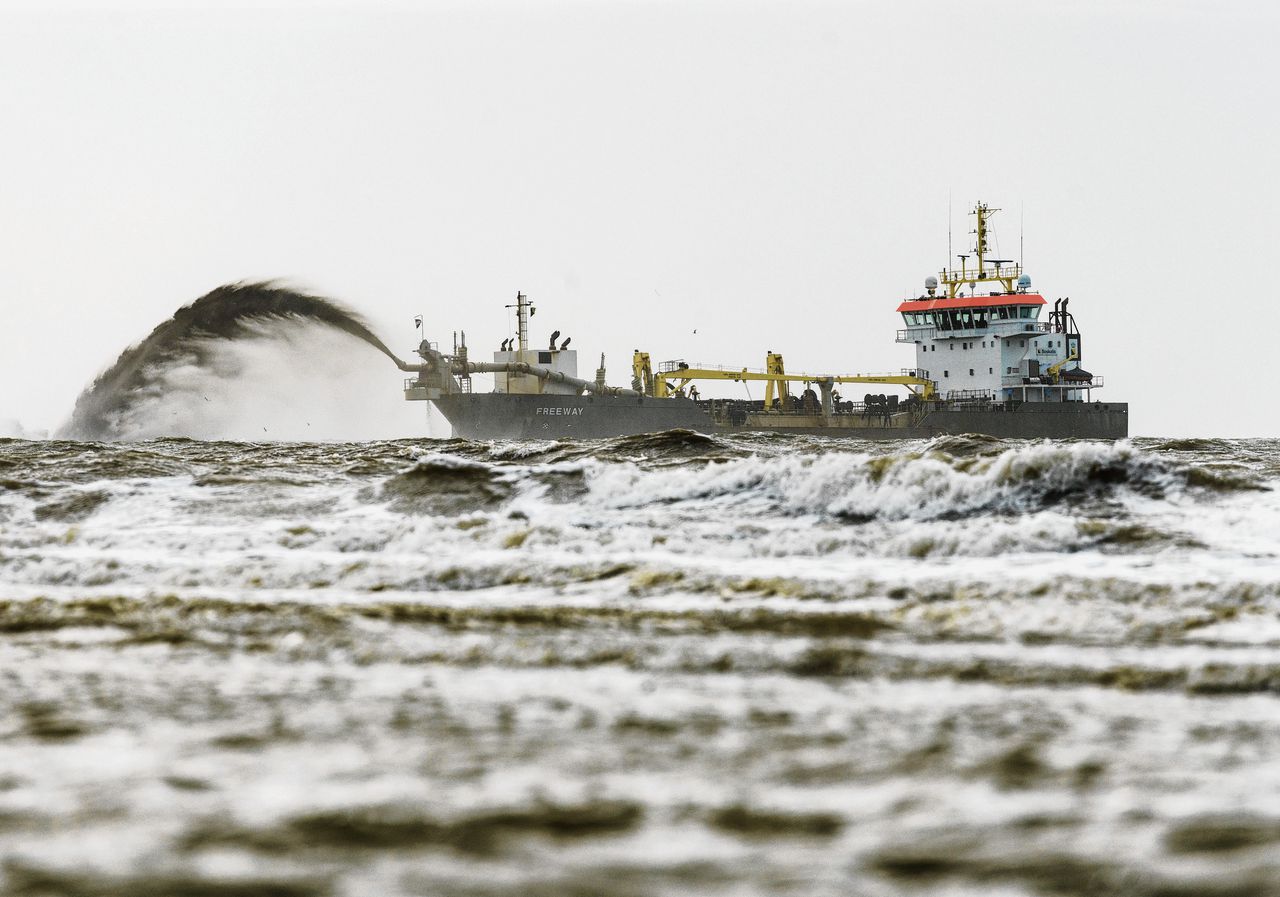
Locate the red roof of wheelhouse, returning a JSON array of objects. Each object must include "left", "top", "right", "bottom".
[{"left": 896, "top": 293, "right": 1047, "bottom": 313}]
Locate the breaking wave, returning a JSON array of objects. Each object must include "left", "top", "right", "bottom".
[
  {"left": 1, "top": 436, "right": 1276, "bottom": 596},
  {"left": 411, "top": 437, "right": 1261, "bottom": 524}
]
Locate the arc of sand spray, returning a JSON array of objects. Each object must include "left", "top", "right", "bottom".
[{"left": 59, "top": 281, "right": 406, "bottom": 440}]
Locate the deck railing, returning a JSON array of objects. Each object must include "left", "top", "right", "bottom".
[
  {"left": 658, "top": 359, "right": 767, "bottom": 375},
  {"left": 1000, "top": 375, "right": 1104, "bottom": 388}
]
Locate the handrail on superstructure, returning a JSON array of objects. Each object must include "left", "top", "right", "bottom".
[{"left": 896, "top": 322, "right": 1052, "bottom": 342}]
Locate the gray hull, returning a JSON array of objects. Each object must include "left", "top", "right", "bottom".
[
  {"left": 433, "top": 393, "right": 711, "bottom": 440},
  {"left": 432, "top": 393, "right": 1129, "bottom": 440}
]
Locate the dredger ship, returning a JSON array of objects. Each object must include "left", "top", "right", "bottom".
[{"left": 399, "top": 203, "right": 1128, "bottom": 439}]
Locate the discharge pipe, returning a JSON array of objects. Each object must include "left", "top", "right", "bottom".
[
  {"left": 394, "top": 355, "right": 641, "bottom": 398},
  {"left": 463, "top": 361, "right": 641, "bottom": 397}
]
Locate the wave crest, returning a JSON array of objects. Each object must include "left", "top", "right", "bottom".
[{"left": 582, "top": 438, "right": 1247, "bottom": 522}]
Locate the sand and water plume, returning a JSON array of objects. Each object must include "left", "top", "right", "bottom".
[{"left": 57, "top": 281, "right": 403, "bottom": 441}]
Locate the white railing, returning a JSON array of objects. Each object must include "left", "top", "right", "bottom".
[
  {"left": 897, "top": 322, "right": 1052, "bottom": 343},
  {"left": 941, "top": 264, "right": 1022, "bottom": 283},
  {"left": 1001, "top": 375, "right": 1103, "bottom": 388}
]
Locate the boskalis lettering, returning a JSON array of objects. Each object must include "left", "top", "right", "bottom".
[{"left": 535, "top": 406, "right": 585, "bottom": 416}]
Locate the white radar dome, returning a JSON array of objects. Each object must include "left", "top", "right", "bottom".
[
  {"left": 924, "top": 276, "right": 938, "bottom": 290},
  {"left": 1017, "top": 274, "right": 1032, "bottom": 289}
]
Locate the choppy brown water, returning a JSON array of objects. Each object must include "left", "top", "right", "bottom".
[{"left": 2, "top": 433, "right": 1279, "bottom": 896}]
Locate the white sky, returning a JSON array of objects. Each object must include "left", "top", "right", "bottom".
[{"left": 1, "top": 0, "right": 1277, "bottom": 437}]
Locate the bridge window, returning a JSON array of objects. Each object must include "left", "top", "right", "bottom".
[
  {"left": 998, "top": 306, "right": 1011, "bottom": 320},
  {"left": 1020, "top": 307, "right": 1034, "bottom": 319}
]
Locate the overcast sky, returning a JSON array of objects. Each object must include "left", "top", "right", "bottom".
[{"left": 1, "top": 0, "right": 1277, "bottom": 438}]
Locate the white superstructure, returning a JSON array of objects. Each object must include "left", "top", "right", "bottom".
[{"left": 896, "top": 203, "right": 1101, "bottom": 403}]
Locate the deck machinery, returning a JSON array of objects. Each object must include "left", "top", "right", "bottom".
[{"left": 400, "top": 203, "right": 1127, "bottom": 439}]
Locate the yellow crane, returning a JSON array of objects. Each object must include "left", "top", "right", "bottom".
[{"left": 1045, "top": 351, "right": 1080, "bottom": 382}]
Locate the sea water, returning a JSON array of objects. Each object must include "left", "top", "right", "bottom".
[{"left": 1, "top": 433, "right": 1278, "bottom": 896}]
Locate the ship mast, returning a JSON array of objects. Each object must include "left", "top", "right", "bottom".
[
  {"left": 975, "top": 201, "right": 991, "bottom": 273},
  {"left": 509, "top": 291, "right": 535, "bottom": 354},
  {"left": 939, "top": 202, "right": 1021, "bottom": 298}
]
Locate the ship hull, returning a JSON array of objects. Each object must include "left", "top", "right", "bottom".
[
  {"left": 431, "top": 393, "right": 1129, "bottom": 440},
  {"left": 431, "top": 393, "right": 711, "bottom": 440}
]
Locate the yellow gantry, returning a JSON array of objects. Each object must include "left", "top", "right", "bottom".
[
  {"left": 637, "top": 351, "right": 937, "bottom": 403},
  {"left": 762, "top": 352, "right": 790, "bottom": 407},
  {"left": 631, "top": 351, "right": 653, "bottom": 396}
]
